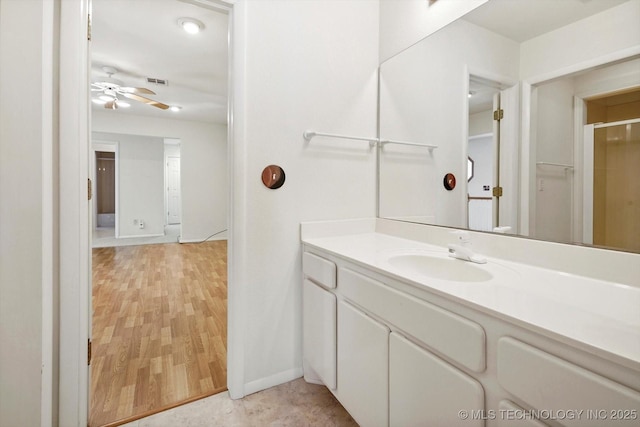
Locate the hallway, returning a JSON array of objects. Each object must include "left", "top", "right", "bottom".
[{"left": 90, "top": 241, "right": 227, "bottom": 426}]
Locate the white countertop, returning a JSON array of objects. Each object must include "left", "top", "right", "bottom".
[{"left": 302, "top": 231, "right": 640, "bottom": 370}]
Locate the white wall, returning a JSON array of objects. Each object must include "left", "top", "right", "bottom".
[
  {"left": 378, "top": 19, "right": 519, "bottom": 228},
  {"left": 93, "top": 132, "right": 165, "bottom": 237},
  {"left": 230, "top": 0, "right": 379, "bottom": 395},
  {"left": 520, "top": 0, "right": 640, "bottom": 82},
  {"left": 530, "top": 79, "right": 574, "bottom": 243},
  {"left": 574, "top": 57, "right": 640, "bottom": 97},
  {"left": 379, "top": 0, "right": 488, "bottom": 62},
  {"left": 469, "top": 110, "right": 493, "bottom": 136},
  {"left": 0, "top": 0, "right": 57, "bottom": 425},
  {"left": 93, "top": 111, "right": 227, "bottom": 242}
]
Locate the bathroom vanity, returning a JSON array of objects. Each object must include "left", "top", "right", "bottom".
[{"left": 301, "top": 219, "right": 640, "bottom": 427}]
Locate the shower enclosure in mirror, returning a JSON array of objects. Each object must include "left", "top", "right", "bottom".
[
  {"left": 377, "top": 0, "right": 640, "bottom": 253},
  {"left": 584, "top": 114, "right": 639, "bottom": 253}
]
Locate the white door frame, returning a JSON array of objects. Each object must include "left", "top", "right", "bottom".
[
  {"left": 58, "top": 0, "right": 241, "bottom": 424},
  {"left": 582, "top": 123, "right": 595, "bottom": 245},
  {"left": 497, "top": 83, "right": 521, "bottom": 233},
  {"left": 59, "top": 0, "right": 91, "bottom": 424}
]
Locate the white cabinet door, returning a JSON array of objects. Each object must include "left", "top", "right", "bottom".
[
  {"left": 338, "top": 300, "right": 389, "bottom": 427},
  {"left": 303, "top": 279, "right": 336, "bottom": 389},
  {"left": 390, "top": 332, "right": 485, "bottom": 427}
]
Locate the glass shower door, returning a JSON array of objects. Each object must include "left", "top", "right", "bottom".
[{"left": 584, "top": 119, "right": 640, "bottom": 252}]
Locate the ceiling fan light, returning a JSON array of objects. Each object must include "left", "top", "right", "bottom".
[
  {"left": 170, "top": 105, "right": 182, "bottom": 112},
  {"left": 178, "top": 18, "right": 204, "bottom": 34}
]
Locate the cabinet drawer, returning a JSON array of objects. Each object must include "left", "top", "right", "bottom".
[
  {"left": 340, "top": 268, "right": 485, "bottom": 372},
  {"left": 303, "top": 252, "right": 336, "bottom": 289},
  {"left": 498, "top": 337, "right": 640, "bottom": 427},
  {"left": 497, "top": 400, "right": 548, "bottom": 427}
]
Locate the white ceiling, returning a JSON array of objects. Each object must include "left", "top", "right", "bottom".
[
  {"left": 463, "top": 0, "right": 629, "bottom": 43},
  {"left": 91, "top": 0, "right": 229, "bottom": 124}
]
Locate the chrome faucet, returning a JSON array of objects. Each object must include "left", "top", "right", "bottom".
[{"left": 448, "top": 231, "right": 486, "bottom": 264}]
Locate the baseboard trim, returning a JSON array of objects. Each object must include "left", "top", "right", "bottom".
[
  {"left": 117, "top": 233, "right": 165, "bottom": 239},
  {"left": 243, "top": 367, "right": 303, "bottom": 397}
]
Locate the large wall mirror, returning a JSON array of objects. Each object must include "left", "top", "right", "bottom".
[{"left": 378, "top": 0, "right": 640, "bottom": 253}]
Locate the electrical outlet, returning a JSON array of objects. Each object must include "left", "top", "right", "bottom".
[{"left": 139, "top": 220, "right": 145, "bottom": 229}]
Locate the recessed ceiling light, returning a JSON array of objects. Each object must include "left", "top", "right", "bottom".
[
  {"left": 178, "top": 17, "right": 204, "bottom": 34},
  {"left": 170, "top": 105, "right": 182, "bottom": 112}
]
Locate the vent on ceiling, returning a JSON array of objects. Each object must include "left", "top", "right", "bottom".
[{"left": 146, "top": 77, "right": 169, "bottom": 86}]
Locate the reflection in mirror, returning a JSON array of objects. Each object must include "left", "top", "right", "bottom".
[
  {"left": 467, "top": 134, "right": 493, "bottom": 232},
  {"left": 592, "top": 120, "right": 640, "bottom": 252},
  {"left": 466, "top": 75, "right": 514, "bottom": 232},
  {"left": 530, "top": 67, "right": 640, "bottom": 252},
  {"left": 378, "top": 0, "right": 640, "bottom": 253}
]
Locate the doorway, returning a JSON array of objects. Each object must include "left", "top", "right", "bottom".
[
  {"left": 92, "top": 141, "right": 119, "bottom": 241},
  {"left": 166, "top": 157, "right": 181, "bottom": 225},
  {"left": 95, "top": 151, "right": 116, "bottom": 227},
  {"left": 88, "top": 0, "right": 231, "bottom": 425},
  {"left": 57, "top": 0, "right": 236, "bottom": 424},
  {"left": 466, "top": 75, "right": 519, "bottom": 233}
]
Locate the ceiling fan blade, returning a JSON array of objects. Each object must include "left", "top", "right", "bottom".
[
  {"left": 123, "top": 92, "right": 170, "bottom": 110},
  {"left": 120, "top": 86, "right": 156, "bottom": 95}
]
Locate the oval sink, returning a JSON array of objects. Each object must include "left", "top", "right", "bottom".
[{"left": 386, "top": 253, "right": 493, "bottom": 282}]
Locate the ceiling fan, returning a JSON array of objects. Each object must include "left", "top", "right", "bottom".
[{"left": 91, "top": 66, "right": 169, "bottom": 110}]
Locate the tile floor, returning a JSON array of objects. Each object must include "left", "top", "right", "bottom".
[{"left": 120, "top": 378, "right": 357, "bottom": 426}]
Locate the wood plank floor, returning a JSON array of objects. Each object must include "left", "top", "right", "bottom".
[{"left": 89, "top": 241, "right": 227, "bottom": 427}]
